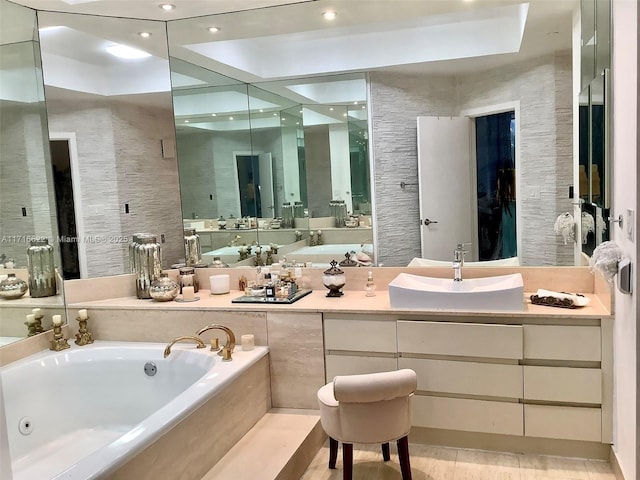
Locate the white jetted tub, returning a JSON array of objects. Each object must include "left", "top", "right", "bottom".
[{"left": 2, "top": 341, "right": 269, "bottom": 480}]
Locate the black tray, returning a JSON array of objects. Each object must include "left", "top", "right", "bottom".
[{"left": 231, "top": 289, "right": 312, "bottom": 304}]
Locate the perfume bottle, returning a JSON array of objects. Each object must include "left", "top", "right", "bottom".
[{"left": 365, "top": 271, "right": 376, "bottom": 297}]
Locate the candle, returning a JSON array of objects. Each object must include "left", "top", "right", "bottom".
[
  {"left": 32, "top": 308, "right": 41, "bottom": 316},
  {"left": 26, "top": 314, "right": 35, "bottom": 324},
  {"left": 209, "top": 274, "right": 230, "bottom": 295},
  {"left": 182, "top": 286, "right": 195, "bottom": 301},
  {"left": 52, "top": 315, "right": 62, "bottom": 326},
  {"left": 78, "top": 309, "right": 88, "bottom": 320},
  {"left": 241, "top": 334, "right": 255, "bottom": 351}
]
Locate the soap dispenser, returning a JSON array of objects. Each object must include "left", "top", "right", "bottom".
[{"left": 365, "top": 270, "right": 376, "bottom": 297}]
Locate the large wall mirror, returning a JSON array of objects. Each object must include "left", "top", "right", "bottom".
[
  {"left": 37, "top": 10, "right": 183, "bottom": 279},
  {"left": 0, "top": 0, "right": 614, "bottom": 351},
  {"left": 579, "top": 0, "right": 611, "bottom": 258},
  {"left": 0, "top": 0, "right": 65, "bottom": 346}
]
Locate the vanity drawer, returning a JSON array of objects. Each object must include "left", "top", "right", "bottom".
[
  {"left": 397, "top": 321, "right": 523, "bottom": 359},
  {"left": 325, "top": 355, "right": 397, "bottom": 382},
  {"left": 523, "top": 325, "right": 601, "bottom": 361},
  {"left": 413, "top": 395, "right": 523, "bottom": 436},
  {"left": 399, "top": 358, "right": 522, "bottom": 399},
  {"left": 524, "top": 405, "right": 601, "bottom": 442},
  {"left": 524, "top": 366, "right": 602, "bottom": 404},
  {"left": 324, "top": 317, "right": 396, "bottom": 353}
]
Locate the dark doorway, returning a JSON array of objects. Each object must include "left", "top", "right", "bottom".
[
  {"left": 50, "top": 140, "right": 80, "bottom": 279},
  {"left": 475, "top": 111, "right": 517, "bottom": 261},
  {"left": 236, "top": 155, "right": 261, "bottom": 217}
]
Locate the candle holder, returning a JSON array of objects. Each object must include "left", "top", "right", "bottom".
[
  {"left": 33, "top": 312, "right": 44, "bottom": 334},
  {"left": 75, "top": 316, "right": 94, "bottom": 346},
  {"left": 50, "top": 324, "right": 70, "bottom": 351},
  {"left": 24, "top": 320, "right": 38, "bottom": 337}
]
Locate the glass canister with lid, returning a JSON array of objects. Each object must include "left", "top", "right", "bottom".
[
  {"left": 27, "top": 238, "right": 57, "bottom": 298},
  {"left": 184, "top": 228, "right": 201, "bottom": 267},
  {"left": 178, "top": 266, "right": 199, "bottom": 293},
  {"left": 135, "top": 234, "right": 162, "bottom": 299}
]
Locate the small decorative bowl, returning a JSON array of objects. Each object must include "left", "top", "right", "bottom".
[
  {"left": 0, "top": 273, "right": 28, "bottom": 300},
  {"left": 149, "top": 273, "right": 179, "bottom": 302}
]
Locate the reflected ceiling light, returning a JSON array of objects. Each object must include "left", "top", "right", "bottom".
[
  {"left": 259, "top": 109, "right": 263, "bottom": 113},
  {"left": 138, "top": 32, "right": 152, "bottom": 38},
  {"left": 106, "top": 44, "right": 151, "bottom": 59},
  {"left": 273, "top": 113, "right": 278, "bottom": 116},
  {"left": 208, "top": 26, "right": 221, "bottom": 33},
  {"left": 184, "top": 120, "right": 190, "bottom": 123},
  {"left": 329, "top": 107, "right": 334, "bottom": 111},
  {"left": 343, "top": 113, "right": 348, "bottom": 117},
  {"left": 322, "top": 10, "right": 337, "bottom": 20},
  {"left": 229, "top": 116, "right": 234, "bottom": 120},
  {"left": 159, "top": 3, "right": 175, "bottom": 11},
  {"left": 353, "top": 101, "right": 358, "bottom": 105},
  {"left": 211, "top": 113, "right": 216, "bottom": 116}
]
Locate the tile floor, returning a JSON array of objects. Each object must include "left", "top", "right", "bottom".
[{"left": 300, "top": 442, "right": 617, "bottom": 480}]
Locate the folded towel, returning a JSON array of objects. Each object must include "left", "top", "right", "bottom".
[{"left": 530, "top": 289, "right": 590, "bottom": 308}]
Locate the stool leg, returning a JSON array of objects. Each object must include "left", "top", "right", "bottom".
[
  {"left": 381, "top": 442, "right": 390, "bottom": 461},
  {"left": 343, "top": 443, "right": 353, "bottom": 480},
  {"left": 329, "top": 437, "right": 338, "bottom": 469},
  {"left": 397, "top": 436, "right": 412, "bottom": 480}
]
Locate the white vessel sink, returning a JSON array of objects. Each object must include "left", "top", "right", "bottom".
[{"left": 388, "top": 273, "right": 524, "bottom": 311}]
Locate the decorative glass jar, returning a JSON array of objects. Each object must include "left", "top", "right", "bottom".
[
  {"left": 27, "top": 238, "right": 56, "bottom": 298},
  {"left": 0, "top": 273, "right": 28, "bottom": 299},
  {"left": 323, "top": 260, "right": 346, "bottom": 297},
  {"left": 178, "top": 266, "right": 199, "bottom": 293},
  {"left": 149, "top": 272, "right": 179, "bottom": 302},
  {"left": 135, "top": 235, "right": 162, "bottom": 299},
  {"left": 184, "top": 228, "right": 201, "bottom": 267}
]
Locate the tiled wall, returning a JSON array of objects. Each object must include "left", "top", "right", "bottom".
[
  {"left": 370, "top": 52, "right": 573, "bottom": 267},
  {"left": 45, "top": 88, "right": 183, "bottom": 276},
  {"left": 0, "top": 103, "right": 58, "bottom": 265}
]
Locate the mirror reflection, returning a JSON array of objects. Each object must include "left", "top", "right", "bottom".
[
  {"left": 0, "top": 0, "right": 65, "bottom": 346},
  {"left": 37, "top": 11, "right": 183, "bottom": 278}
]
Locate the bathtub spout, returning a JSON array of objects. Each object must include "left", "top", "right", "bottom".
[
  {"left": 163, "top": 336, "right": 206, "bottom": 358},
  {"left": 196, "top": 324, "right": 236, "bottom": 361}
]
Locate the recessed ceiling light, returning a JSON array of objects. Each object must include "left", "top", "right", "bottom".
[
  {"left": 208, "top": 26, "right": 221, "bottom": 33},
  {"left": 106, "top": 44, "right": 151, "bottom": 59},
  {"left": 353, "top": 101, "right": 358, "bottom": 105},
  {"left": 211, "top": 113, "right": 216, "bottom": 116},
  {"left": 259, "top": 109, "right": 264, "bottom": 113},
  {"left": 159, "top": 4, "right": 175, "bottom": 11},
  {"left": 273, "top": 113, "right": 278, "bottom": 116},
  {"left": 184, "top": 120, "right": 190, "bottom": 123},
  {"left": 322, "top": 10, "right": 337, "bottom": 20},
  {"left": 343, "top": 113, "right": 348, "bottom": 117},
  {"left": 138, "top": 32, "right": 151, "bottom": 38},
  {"left": 229, "top": 116, "right": 234, "bottom": 120}
]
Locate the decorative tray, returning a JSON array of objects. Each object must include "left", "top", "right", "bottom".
[{"left": 231, "top": 289, "right": 312, "bottom": 304}]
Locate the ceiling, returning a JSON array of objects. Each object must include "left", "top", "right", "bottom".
[{"left": 11, "top": 0, "right": 576, "bottom": 80}]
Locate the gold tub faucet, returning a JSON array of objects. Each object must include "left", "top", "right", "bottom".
[
  {"left": 196, "top": 324, "right": 236, "bottom": 361},
  {"left": 163, "top": 335, "right": 206, "bottom": 358}
]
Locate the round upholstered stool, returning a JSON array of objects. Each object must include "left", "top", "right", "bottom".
[{"left": 317, "top": 369, "right": 417, "bottom": 480}]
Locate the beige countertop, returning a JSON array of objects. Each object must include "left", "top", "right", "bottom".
[{"left": 69, "top": 289, "right": 611, "bottom": 319}]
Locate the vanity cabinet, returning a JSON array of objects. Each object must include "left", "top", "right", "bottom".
[{"left": 323, "top": 313, "right": 612, "bottom": 446}]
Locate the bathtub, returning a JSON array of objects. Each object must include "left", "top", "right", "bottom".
[{"left": 2, "top": 341, "right": 269, "bottom": 480}]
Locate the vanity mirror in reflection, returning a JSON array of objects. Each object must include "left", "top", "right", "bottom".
[
  {"left": 37, "top": 11, "right": 183, "bottom": 279},
  {"left": 0, "top": 0, "right": 66, "bottom": 346}
]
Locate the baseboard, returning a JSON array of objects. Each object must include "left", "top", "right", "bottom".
[
  {"left": 609, "top": 447, "right": 626, "bottom": 480},
  {"left": 409, "top": 427, "right": 610, "bottom": 460}
]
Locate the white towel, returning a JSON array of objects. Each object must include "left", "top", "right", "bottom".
[{"left": 535, "top": 289, "right": 590, "bottom": 307}]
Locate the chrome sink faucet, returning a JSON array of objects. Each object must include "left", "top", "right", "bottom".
[{"left": 453, "top": 243, "right": 470, "bottom": 282}]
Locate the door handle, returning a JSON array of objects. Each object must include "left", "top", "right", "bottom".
[{"left": 423, "top": 219, "right": 438, "bottom": 226}]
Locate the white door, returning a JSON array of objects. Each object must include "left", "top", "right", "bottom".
[
  {"left": 417, "top": 116, "right": 474, "bottom": 261},
  {"left": 258, "top": 153, "right": 275, "bottom": 218}
]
